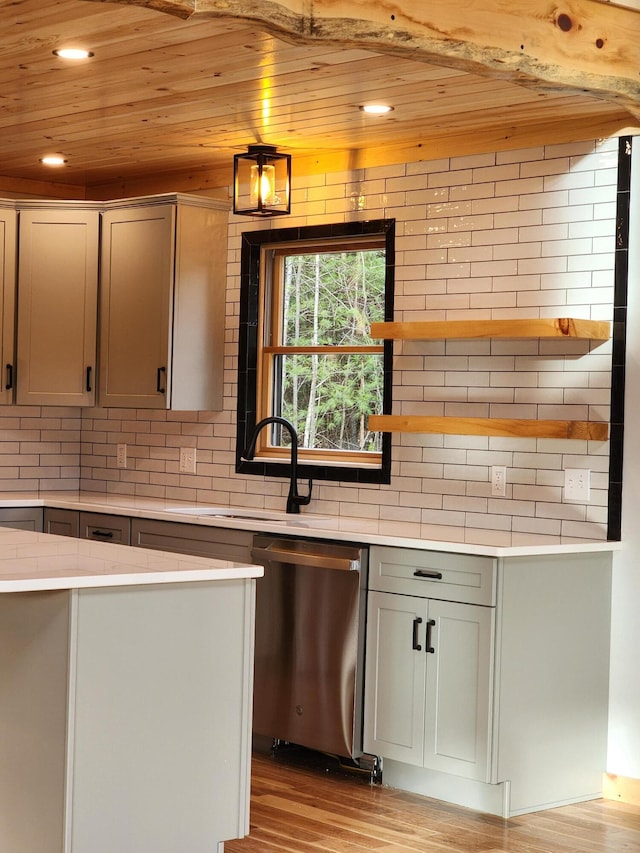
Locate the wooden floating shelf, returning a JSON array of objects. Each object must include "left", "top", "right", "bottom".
[
  {"left": 368, "top": 415, "right": 609, "bottom": 441},
  {"left": 370, "top": 318, "right": 611, "bottom": 341}
]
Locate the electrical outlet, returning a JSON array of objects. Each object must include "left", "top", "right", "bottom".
[
  {"left": 564, "top": 468, "right": 590, "bottom": 501},
  {"left": 116, "top": 443, "right": 127, "bottom": 469},
  {"left": 491, "top": 465, "right": 506, "bottom": 497},
  {"left": 179, "top": 446, "right": 197, "bottom": 474}
]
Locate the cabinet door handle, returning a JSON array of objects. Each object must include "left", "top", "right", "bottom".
[
  {"left": 86, "top": 366, "right": 93, "bottom": 393},
  {"left": 413, "top": 569, "right": 443, "bottom": 580},
  {"left": 90, "top": 529, "right": 114, "bottom": 539},
  {"left": 157, "top": 366, "right": 166, "bottom": 394},
  {"left": 412, "top": 616, "right": 423, "bottom": 651},
  {"left": 5, "top": 363, "right": 13, "bottom": 390},
  {"left": 425, "top": 618, "right": 436, "bottom": 654}
]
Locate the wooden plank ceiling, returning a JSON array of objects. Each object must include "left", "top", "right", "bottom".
[{"left": 0, "top": 0, "right": 637, "bottom": 199}]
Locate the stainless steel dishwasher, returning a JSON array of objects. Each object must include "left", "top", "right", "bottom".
[{"left": 251, "top": 535, "right": 377, "bottom": 773}]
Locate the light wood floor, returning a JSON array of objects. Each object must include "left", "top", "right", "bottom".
[{"left": 226, "top": 749, "right": 640, "bottom": 853}]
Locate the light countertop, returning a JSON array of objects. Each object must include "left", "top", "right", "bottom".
[
  {"left": 0, "top": 526, "right": 263, "bottom": 593},
  {"left": 0, "top": 491, "right": 621, "bottom": 558}
]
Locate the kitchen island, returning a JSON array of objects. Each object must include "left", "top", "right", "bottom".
[{"left": 0, "top": 526, "right": 262, "bottom": 853}]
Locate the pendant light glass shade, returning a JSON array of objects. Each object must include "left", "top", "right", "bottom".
[{"left": 234, "top": 144, "right": 291, "bottom": 216}]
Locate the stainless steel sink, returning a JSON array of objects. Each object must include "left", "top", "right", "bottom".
[{"left": 164, "top": 506, "right": 334, "bottom": 528}]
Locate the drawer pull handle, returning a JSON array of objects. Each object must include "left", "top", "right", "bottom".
[
  {"left": 412, "top": 616, "right": 423, "bottom": 651},
  {"left": 5, "top": 363, "right": 13, "bottom": 390},
  {"left": 91, "top": 529, "right": 114, "bottom": 539},
  {"left": 86, "top": 365, "right": 93, "bottom": 393},
  {"left": 425, "top": 618, "right": 436, "bottom": 654},
  {"left": 413, "top": 569, "right": 443, "bottom": 580}
]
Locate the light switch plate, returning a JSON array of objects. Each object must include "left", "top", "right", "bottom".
[
  {"left": 179, "top": 447, "right": 197, "bottom": 474},
  {"left": 564, "top": 468, "right": 590, "bottom": 501}
]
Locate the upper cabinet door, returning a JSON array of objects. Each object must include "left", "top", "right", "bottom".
[
  {"left": 99, "top": 205, "right": 174, "bottom": 409},
  {"left": 99, "top": 198, "right": 228, "bottom": 410},
  {"left": 0, "top": 208, "right": 17, "bottom": 405},
  {"left": 16, "top": 208, "right": 99, "bottom": 406}
]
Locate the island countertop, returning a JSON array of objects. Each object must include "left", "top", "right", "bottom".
[{"left": 0, "top": 525, "right": 263, "bottom": 593}]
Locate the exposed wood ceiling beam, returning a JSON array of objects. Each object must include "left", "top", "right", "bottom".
[{"left": 95, "top": 0, "right": 640, "bottom": 120}]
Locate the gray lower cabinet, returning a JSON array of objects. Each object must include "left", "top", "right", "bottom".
[
  {"left": 44, "top": 508, "right": 130, "bottom": 544},
  {"left": 0, "top": 507, "right": 43, "bottom": 531},
  {"left": 131, "top": 518, "right": 253, "bottom": 563},
  {"left": 44, "top": 507, "right": 79, "bottom": 537},
  {"left": 364, "top": 548, "right": 495, "bottom": 783},
  {"left": 79, "top": 512, "right": 130, "bottom": 545},
  {"left": 364, "top": 545, "right": 612, "bottom": 818},
  {"left": 42, "top": 509, "right": 253, "bottom": 562}
]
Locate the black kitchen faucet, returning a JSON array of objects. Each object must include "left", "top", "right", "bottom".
[{"left": 242, "top": 416, "right": 313, "bottom": 513}]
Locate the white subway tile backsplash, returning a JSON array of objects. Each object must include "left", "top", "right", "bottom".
[
  {"left": 451, "top": 152, "right": 496, "bottom": 170},
  {"left": 521, "top": 157, "right": 570, "bottom": 178},
  {"left": 473, "top": 227, "right": 520, "bottom": 247},
  {"left": 448, "top": 214, "right": 494, "bottom": 232},
  {"left": 451, "top": 183, "right": 496, "bottom": 202},
  {"left": 543, "top": 170, "right": 595, "bottom": 191},
  {"left": 469, "top": 292, "right": 517, "bottom": 309},
  {"left": 448, "top": 246, "right": 492, "bottom": 264},
  {"left": 0, "top": 138, "right": 616, "bottom": 543},
  {"left": 497, "top": 146, "right": 545, "bottom": 164},
  {"left": 496, "top": 177, "right": 544, "bottom": 198},
  {"left": 472, "top": 163, "right": 520, "bottom": 184},
  {"left": 568, "top": 219, "right": 615, "bottom": 239},
  {"left": 494, "top": 242, "right": 542, "bottom": 260},
  {"left": 427, "top": 231, "right": 472, "bottom": 249},
  {"left": 494, "top": 209, "right": 542, "bottom": 228}
]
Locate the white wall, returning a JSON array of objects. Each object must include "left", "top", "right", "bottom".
[
  {"left": 77, "top": 138, "right": 617, "bottom": 546},
  {"left": 608, "top": 139, "right": 640, "bottom": 778}
]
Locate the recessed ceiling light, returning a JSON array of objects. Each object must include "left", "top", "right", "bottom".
[
  {"left": 359, "top": 104, "right": 394, "bottom": 115},
  {"left": 39, "top": 155, "right": 67, "bottom": 167},
  {"left": 53, "top": 48, "right": 94, "bottom": 60}
]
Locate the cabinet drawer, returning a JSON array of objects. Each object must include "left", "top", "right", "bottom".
[
  {"left": 131, "top": 518, "right": 253, "bottom": 563},
  {"left": 80, "top": 512, "right": 131, "bottom": 545},
  {"left": 369, "top": 545, "right": 496, "bottom": 606}
]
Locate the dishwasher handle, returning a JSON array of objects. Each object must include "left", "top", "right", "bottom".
[{"left": 251, "top": 544, "right": 360, "bottom": 572}]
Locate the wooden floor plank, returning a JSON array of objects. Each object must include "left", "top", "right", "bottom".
[{"left": 226, "top": 750, "right": 640, "bottom": 853}]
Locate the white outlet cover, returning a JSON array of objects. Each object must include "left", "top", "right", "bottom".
[
  {"left": 116, "top": 444, "right": 127, "bottom": 469},
  {"left": 179, "top": 447, "right": 197, "bottom": 474},
  {"left": 491, "top": 466, "right": 506, "bottom": 497}
]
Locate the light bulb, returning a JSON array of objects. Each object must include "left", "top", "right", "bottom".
[{"left": 250, "top": 164, "right": 275, "bottom": 206}]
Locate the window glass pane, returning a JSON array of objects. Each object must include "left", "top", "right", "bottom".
[
  {"left": 281, "top": 250, "right": 386, "bottom": 346},
  {"left": 274, "top": 353, "right": 384, "bottom": 453}
]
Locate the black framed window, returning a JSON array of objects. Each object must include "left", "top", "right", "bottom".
[{"left": 236, "top": 219, "right": 394, "bottom": 484}]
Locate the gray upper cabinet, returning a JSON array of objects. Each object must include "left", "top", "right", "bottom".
[
  {"left": 16, "top": 205, "right": 99, "bottom": 406},
  {"left": 0, "top": 206, "right": 17, "bottom": 405},
  {"left": 98, "top": 194, "right": 228, "bottom": 410}
]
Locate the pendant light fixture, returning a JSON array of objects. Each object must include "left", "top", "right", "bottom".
[{"left": 233, "top": 144, "right": 291, "bottom": 216}]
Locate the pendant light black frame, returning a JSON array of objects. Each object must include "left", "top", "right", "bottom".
[{"left": 233, "top": 144, "right": 291, "bottom": 217}]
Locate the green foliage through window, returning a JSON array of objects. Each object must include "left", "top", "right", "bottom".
[{"left": 274, "top": 249, "right": 386, "bottom": 453}]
